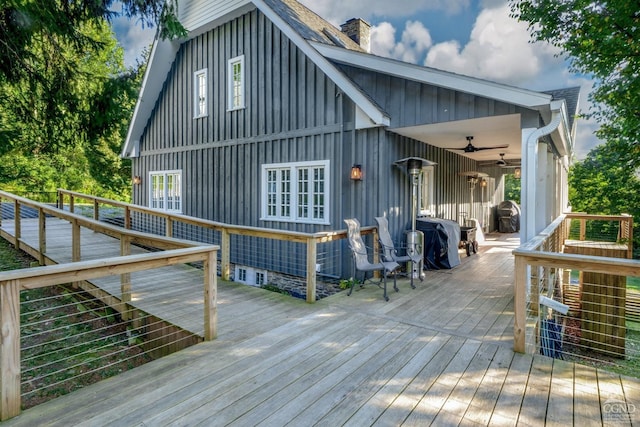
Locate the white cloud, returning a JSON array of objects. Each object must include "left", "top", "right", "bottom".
[
  {"left": 424, "top": 4, "right": 563, "bottom": 87},
  {"left": 371, "top": 21, "right": 432, "bottom": 63}
]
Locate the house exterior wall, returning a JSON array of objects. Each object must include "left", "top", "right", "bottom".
[{"left": 131, "top": 8, "right": 510, "bottom": 280}]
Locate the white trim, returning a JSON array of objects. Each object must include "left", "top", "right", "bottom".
[
  {"left": 227, "top": 55, "right": 245, "bottom": 111},
  {"left": 122, "top": 37, "right": 181, "bottom": 158},
  {"left": 149, "top": 169, "right": 183, "bottom": 213},
  {"left": 311, "top": 42, "right": 554, "bottom": 109},
  {"left": 260, "top": 160, "right": 330, "bottom": 225},
  {"left": 194, "top": 68, "right": 208, "bottom": 118}
]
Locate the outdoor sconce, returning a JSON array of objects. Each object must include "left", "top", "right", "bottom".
[
  {"left": 514, "top": 168, "right": 521, "bottom": 179},
  {"left": 350, "top": 164, "right": 363, "bottom": 181},
  {"left": 132, "top": 176, "right": 142, "bottom": 185},
  {"left": 481, "top": 178, "right": 488, "bottom": 187}
]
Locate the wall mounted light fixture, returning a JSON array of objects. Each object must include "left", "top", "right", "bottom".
[
  {"left": 514, "top": 168, "right": 521, "bottom": 179},
  {"left": 350, "top": 164, "right": 363, "bottom": 180},
  {"left": 133, "top": 176, "right": 142, "bottom": 185}
]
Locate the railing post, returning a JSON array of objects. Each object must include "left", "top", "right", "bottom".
[
  {"left": 514, "top": 255, "right": 527, "bottom": 353},
  {"left": 204, "top": 249, "right": 218, "bottom": 340},
  {"left": 13, "top": 200, "right": 20, "bottom": 249},
  {"left": 120, "top": 236, "right": 131, "bottom": 321},
  {"left": 0, "top": 279, "right": 21, "bottom": 421},
  {"left": 166, "top": 216, "right": 173, "bottom": 237},
  {"left": 93, "top": 200, "right": 99, "bottom": 222},
  {"left": 306, "top": 237, "right": 317, "bottom": 303},
  {"left": 57, "top": 189, "right": 63, "bottom": 210},
  {"left": 69, "top": 194, "right": 75, "bottom": 214},
  {"left": 579, "top": 218, "right": 586, "bottom": 240},
  {"left": 221, "top": 229, "right": 230, "bottom": 281},
  {"left": 38, "top": 207, "right": 46, "bottom": 266},
  {"left": 72, "top": 219, "right": 81, "bottom": 288},
  {"left": 124, "top": 206, "right": 131, "bottom": 230}
]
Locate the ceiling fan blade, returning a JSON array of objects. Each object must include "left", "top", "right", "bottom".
[{"left": 473, "top": 144, "right": 509, "bottom": 151}]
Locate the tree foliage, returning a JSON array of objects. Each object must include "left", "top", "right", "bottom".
[
  {"left": 510, "top": 1, "right": 640, "bottom": 164},
  {"left": 569, "top": 139, "right": 640, "bottom": 254},
  {"left": 0, "top": 1, "right": 177, "bottom": 199}
]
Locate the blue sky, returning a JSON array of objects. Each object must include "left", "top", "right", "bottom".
[{"left": 112, "top": 0, "right": 599, "bottom": 159}]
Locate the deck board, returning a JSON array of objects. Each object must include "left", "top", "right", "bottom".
[{"left": 2, "top": 218, "right": 640, "bottom": 425}]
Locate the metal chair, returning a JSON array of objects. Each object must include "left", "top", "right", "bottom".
[
  {"left": 375, "top": 216, "right": 423, "bottom": 289},
  {"left": 344, "top": 218, "right": 400, "bottom": 301}
]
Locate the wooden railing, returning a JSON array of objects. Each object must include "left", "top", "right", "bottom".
[
  {"left": 56, "top": 189, "right": 378, "bottom": 302},
  {"left": 513, "top": 212, "right": 638, "bottom": 353},
  {"left": 0, "top": 192, "right": 220, "bottom": 422}
]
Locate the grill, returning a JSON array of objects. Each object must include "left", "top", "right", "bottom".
[{"left": 498, "top": 200, "right": 521, "bottom": 233}]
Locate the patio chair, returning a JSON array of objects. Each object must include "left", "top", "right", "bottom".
[
  {"left": 344, "top": 218, "right": 400, "bottom": 301},
  {"left": 375, "top": 216, "right": 424, "bottom": 289}
]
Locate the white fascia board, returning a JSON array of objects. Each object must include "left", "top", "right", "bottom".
[
  {"left": 312, "top": 42, "right": 553, "bottom": 110},
  {"left": 179, "top": 0, "right": 255, "bottom": 38},
  {"left": 122, "top": 37, "right": 180, "bottom": 158},
  {"left": 253, "top": 0, "right": 390, "bottom": 127}
]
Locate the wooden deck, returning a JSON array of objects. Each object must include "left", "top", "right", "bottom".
[{"left": 3, "top": 220, "right": 640, "bottom": 426}]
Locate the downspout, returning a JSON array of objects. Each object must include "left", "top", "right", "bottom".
[{"left": 522, "top": 110, "right": 563, "bottom": 242}]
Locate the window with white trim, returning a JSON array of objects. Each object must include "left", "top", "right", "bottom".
[
  {"left": 228, "top": 55, "right": 245, "bottom": 110},
  {"left": 194, "top": 69, "right": 207, "bottom": 118},
  {"left": 150, "top": 170, "right": 182, "bottom": 212},
  {"left": 261, "top": 161, "right": 329, "bottom": 224},
  {"left": 418, "top": 166, "right": 435, "bottom": 217}
]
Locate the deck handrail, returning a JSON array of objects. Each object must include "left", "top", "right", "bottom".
[
  {"left": 513, "top": 212, "right": 638, "bottom": 353},
  {"left": 56, "top": 189, "right": 379, "bottom": 301},
  {"left": 0, "top": 246, "right": 219, "bottom": 420}
]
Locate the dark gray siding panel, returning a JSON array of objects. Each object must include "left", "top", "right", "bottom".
[{"left": 336, "top": 64, "right": 532, "bottom": 128}]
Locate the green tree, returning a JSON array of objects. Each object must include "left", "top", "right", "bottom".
[
  {"left": 569, "top": 139, "right": 640, "bottom": 254},
  {"left": 510, "top": 1, "right": 640, "bottom": 164},
  {"left": 0, "top": 1, "right": 161, "bottom": 199},
  {"left": 0, "top": 19, "right": 146, "bottom": 199}
]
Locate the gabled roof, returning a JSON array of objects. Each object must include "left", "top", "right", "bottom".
[
  {"left": 122, "top": 0, "right": 574, "bottom": 159},
  {"left": 122, "top": 0, "right": 388, "bottom": 158}
]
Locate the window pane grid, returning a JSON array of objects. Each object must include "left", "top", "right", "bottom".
[
  {"left": 262, "top": 162, "right": 327, "bottom": 224},
  {"left": 150, "top": 171, "right": 182, "bottom": 213}
]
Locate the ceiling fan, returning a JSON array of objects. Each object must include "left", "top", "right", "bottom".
[
  {"left": 453, "top": 136, "right": 509, "bottom": 153},
  {"left": 496, "top": 153, "right": 507, "bottom": 166}
]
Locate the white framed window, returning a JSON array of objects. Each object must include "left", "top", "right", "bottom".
[
  {"left": 234, "top": 265, "right": 267, "bottom": 287},
  {"left": 227, "top": 55, "right": 245, "bottom": 110},
  {"left": 150, "top": 170, "right": 182, "bottom": 212},
  {"left": 261, "top": 160, "right": 330, "bottom": 225},
  {"left": 194, "top": 68, "right": 208, "bottom": 118},
  {"left": 418, "top": 166, "right": 435, "bottom": 217}
]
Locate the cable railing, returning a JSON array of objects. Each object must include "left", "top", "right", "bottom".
[
  {"left": 0, "top": 191, "right": 219, "bottom": 421},
  {"left": 56, "top": 189, "right": 375, "bottom": 302},
  {"left": 513, "top": 212, "right": 640, "bottom": 376}
]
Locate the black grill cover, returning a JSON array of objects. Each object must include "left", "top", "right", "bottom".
[
  {"left": 416, "top": 218, "right": 461, "bottom": 269},
  {"left": 498, "top": 200, "right": 521, "bottom": 232}
]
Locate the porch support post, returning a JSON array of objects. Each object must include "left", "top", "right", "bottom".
[{"left": 521, "top": 111, "right": 562, "bottom": 243}]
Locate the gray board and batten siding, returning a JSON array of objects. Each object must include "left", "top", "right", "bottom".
[{"left": 132, "top": 8, "right": 507, "bottom": 280}]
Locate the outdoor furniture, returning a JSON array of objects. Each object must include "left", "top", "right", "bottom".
[
  {"left": 375, "top": 216, "right": 423, "bottom": 289},
  {"left": 344, "top": 218, "right": 399, "bottom": 301}
]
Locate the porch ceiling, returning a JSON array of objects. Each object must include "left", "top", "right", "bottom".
[{"left": 390, "top": 114, "right": 522, "bottom": 163}]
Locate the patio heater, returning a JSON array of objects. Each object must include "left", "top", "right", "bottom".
[{"left": 394, "top": 157, "right": 437, "bottom": 278}]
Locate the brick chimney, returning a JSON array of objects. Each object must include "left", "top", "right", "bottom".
[{"left": 340, "top": 18, "right": 371, "bottom": 52}]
